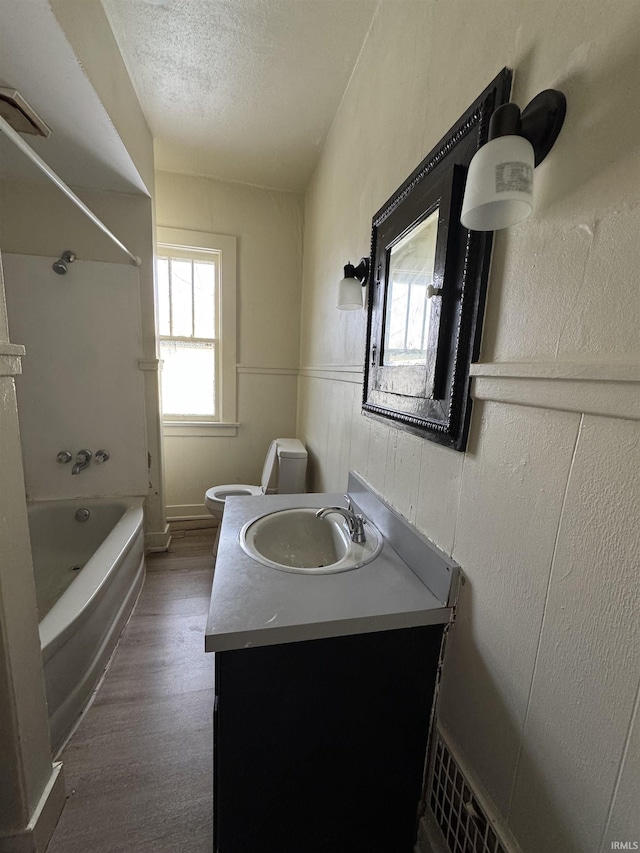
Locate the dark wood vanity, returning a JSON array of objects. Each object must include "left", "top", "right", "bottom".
[
  {"left": 214, "top": 624, "right": 445, "bottom": 852},
  {"left": 206, "top": 475, "right": 459, "bottom": 853}
]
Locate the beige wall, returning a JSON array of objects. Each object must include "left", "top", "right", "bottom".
[
  {"left": 297, "top": 2, "right": 640, "bottom": 852},
  {"left": 155, "top": 171, "right": 303, "bottom": 515}
]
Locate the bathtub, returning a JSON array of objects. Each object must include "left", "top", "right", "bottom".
[{"left": 28, "top": 497, "right": 145, "bottom": 752}]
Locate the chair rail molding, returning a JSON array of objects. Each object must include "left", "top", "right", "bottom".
[
  {"left": 470, "top": 361, "right": 640, "bottom": 420},
  {"left": 299, "top": 363, "right": 365, "bottom": 384},
  {"left": 138, "top": 358, "right": 162, "bottom": 371},
  {"left": 297, "top": 359, "right": 639, "bottom": 419},
  {"left": 0, "top": 342, "right": 26, "bottom": 376},
  {"left": 236, "top": 364, "right": 298, "bottom": 375}
]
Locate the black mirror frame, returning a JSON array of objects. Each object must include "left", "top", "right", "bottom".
[{"left": 363, "top": 67, "right": 513, "bottom": 451}]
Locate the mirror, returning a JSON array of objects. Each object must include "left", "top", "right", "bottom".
[
  {"left": 362, "top": 68, "right": 512, "bottom": 451},
  {"left": 384, "top": 207, "right": 439, "bottom": 368}
]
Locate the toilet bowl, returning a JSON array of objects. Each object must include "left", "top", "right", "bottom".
[{"left": 204, "top": 438, "right": 307, "bottom": 522}]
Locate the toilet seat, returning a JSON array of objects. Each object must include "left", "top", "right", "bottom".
[
  {"left": 206, "top": 483, "right": 263, "bottom": 501},
  {"left": 205, "top": 484, "right": 263, "bottom": 516},
  {"left": 204, "top": 438, "right": 307, "bottom": 521}
]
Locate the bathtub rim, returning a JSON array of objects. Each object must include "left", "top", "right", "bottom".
[
  {"left": 30, "top": 496, "right": 144, "bottom": 660},
  {"left": 49, "top": 548, "right": 145, "bottom": 755}
]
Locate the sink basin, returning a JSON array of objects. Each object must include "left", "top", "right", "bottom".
[{"left": 239, "top": 507, "right": 383, "bottom": 574}]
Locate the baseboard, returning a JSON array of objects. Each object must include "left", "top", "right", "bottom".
[
  {"left": 145, "top": 523, "right": 171, "bottom": 552},
  {"left": 166, "top": 503, "right": 208, "bottom": 520},
  {"left": 169, "top": 518, "right": 217, "bottom": 531},
  {"left": 0, "top": 762, "right": 66, "bottom": 853}
]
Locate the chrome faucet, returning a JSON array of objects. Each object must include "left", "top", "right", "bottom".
[
  {"left": 72, "top": 449, "right": 92, "bottom": 475},
  {"left": 316, "top": 496, "right": 366, "bottom": 543}
]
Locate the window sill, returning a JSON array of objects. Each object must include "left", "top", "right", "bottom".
[{"left": 163, "top": 421, "right": 239, "bottom": 437}]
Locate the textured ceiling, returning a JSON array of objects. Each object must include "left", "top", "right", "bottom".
[{"left": 101, "top": 0, "right": 379, "bottom": 191}]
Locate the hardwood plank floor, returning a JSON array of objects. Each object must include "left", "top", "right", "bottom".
[{"left": 47, "top": 529, "right": 216, "bottom": 853}]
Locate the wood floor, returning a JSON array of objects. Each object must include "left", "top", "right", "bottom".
[{"left": 47, "top": 527, "right": 217, "bottom": 853}]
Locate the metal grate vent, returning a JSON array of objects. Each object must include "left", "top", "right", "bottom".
[{"left": 428, "top": 731, "right": 508, "bottom": 853}]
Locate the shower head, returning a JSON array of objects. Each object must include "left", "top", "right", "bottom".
[{"left": 52, "top": 250, "right": 75, "bottom": 275}]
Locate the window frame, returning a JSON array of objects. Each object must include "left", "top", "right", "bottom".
[{"left": 157, "top": 227, "right": 237, "bottom": 436}]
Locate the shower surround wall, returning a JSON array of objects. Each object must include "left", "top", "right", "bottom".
[
  {"left": 3, "top": 254, "right": 147, "bottom": 501},
  {"left": 296, "top": 2, "right": 640, "bottom": 852},
  {"left": 0, "top": 182, "right": 165, "bottom": 545}
]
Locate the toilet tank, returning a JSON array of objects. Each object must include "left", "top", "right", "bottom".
[{"left": 275, "top": 438, "right": 307, "bottom": 494}]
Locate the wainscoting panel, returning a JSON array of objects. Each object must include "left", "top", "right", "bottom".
[{"left": 164, "top": 369, "right": 298, "bottom": 517}]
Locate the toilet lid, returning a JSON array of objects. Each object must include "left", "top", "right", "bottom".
[
  {"left": 260, "top": 440, "right": 279, "bottom": 493},
  {"left": 206, "top": 484, "right": 262, "bottom": 503}
]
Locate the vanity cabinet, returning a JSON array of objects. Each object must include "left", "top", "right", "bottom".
[{"left": 213, "top": 624, "right": 444, "bottom": 853}]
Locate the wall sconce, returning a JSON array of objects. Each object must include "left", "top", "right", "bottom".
[
  {"left": 460, "top": 89, "right": 566, "bottom": 231},
  {"left": 337, "top": 257, "right": 370, "bottom": 310}
]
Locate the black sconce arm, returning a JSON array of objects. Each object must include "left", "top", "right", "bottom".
[{"left": 488, "top": 89, "right": 566, "bottom": 166}]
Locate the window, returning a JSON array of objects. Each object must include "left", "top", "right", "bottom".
[
  {"left": 157, "top": 254, "right": 217, "bottom": 416},
  {"left": 383, "top": 208, "right": 438, "bottom": 366},
  {"left": 156, "top": 228, "right": 237, "bottom": 433}
]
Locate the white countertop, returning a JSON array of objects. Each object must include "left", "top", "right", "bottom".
[{"left": 205, "top": 492, "right": 453, "bottom": 652}]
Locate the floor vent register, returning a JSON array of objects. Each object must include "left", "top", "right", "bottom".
[{"left": 426, "top": 729, "right": 510, "bottom": 853}]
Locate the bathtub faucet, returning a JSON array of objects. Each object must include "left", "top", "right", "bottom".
[{"left": 72, "top": 449, "right": 92, "bottom": 475}]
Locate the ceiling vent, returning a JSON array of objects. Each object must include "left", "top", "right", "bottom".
[{"left": 0, "top": 88, "right": 51, "bottom": 137}]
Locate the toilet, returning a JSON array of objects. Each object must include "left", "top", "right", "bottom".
[{"left": 204, "top": 438, "right": 307, "bottom": 522}]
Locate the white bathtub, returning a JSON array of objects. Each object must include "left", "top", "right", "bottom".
[{"left": 28, "top": 497, "right": 145, "bottom": 752}]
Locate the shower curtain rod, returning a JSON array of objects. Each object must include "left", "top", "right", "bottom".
[{"left": 0, "top": 115, "right": 142, "bottom": 267}]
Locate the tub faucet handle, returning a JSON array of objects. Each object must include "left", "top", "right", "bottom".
[
  {"left": 57, "top": 450, "right": 72, "bottom": 464},
  {"left": 95, "top": 449, "right": 110, "bottom": 464},
  {"left": 72, "top": 449, "right": 92, "bottom": 475}
]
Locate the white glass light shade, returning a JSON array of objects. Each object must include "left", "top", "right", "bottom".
[
  {"left": 461, "top": 135, "right": 535, "bottom": 231},
  {"left": 337, "top": 275, "right": 363, "bottom": 310}
]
